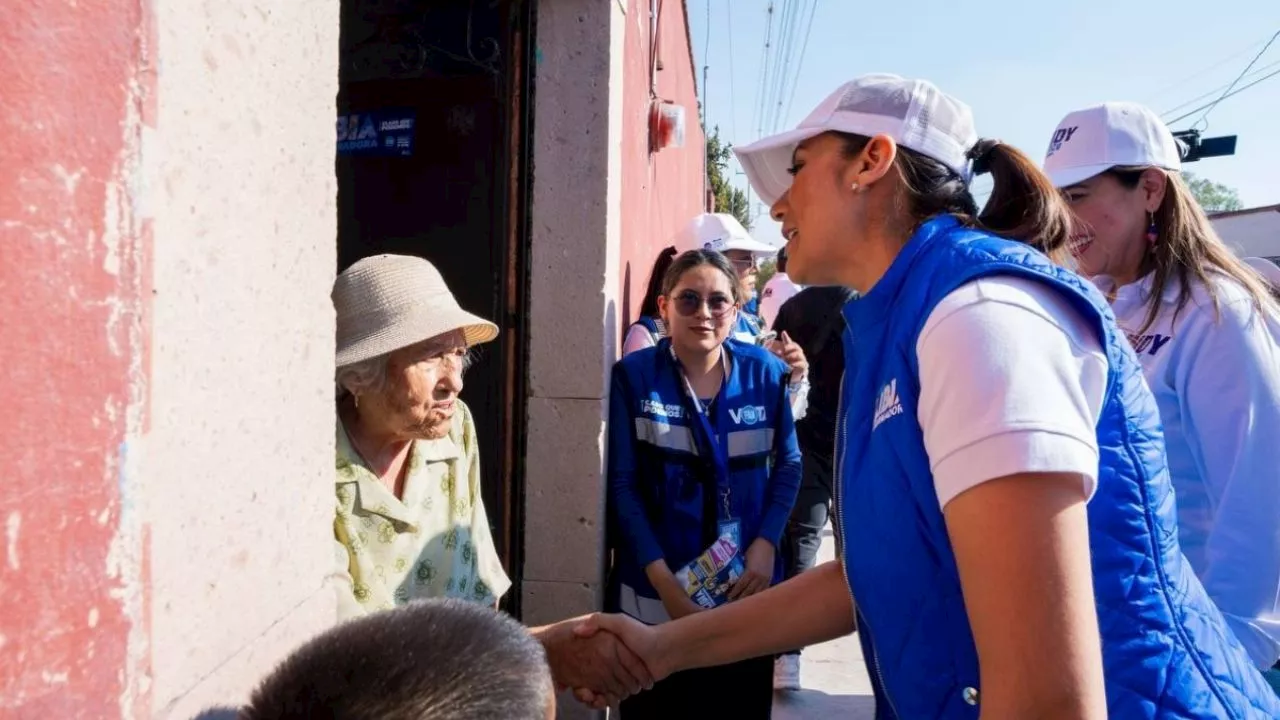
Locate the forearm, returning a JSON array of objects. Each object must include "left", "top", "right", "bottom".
[
  {"left": 758, "top": 460, "right": 802, "bottom": 546},
  {"left": 654, "top": 561, "right": 853, "bottom": 674}
]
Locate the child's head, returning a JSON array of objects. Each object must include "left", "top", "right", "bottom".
[{"left": 242, "top": 599, "right": 554, "bottom": 720}]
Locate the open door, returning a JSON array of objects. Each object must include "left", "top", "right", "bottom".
[{"left": 336, "top": 0, "right": 532, "bottom": 614}]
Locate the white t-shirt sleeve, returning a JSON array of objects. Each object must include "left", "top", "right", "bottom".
[
  {"left": 622, "top": 323, "right": 657, "bottom": 356},
  {"left": 916, "top": 276, "right": 1109, "bottom": 509}
]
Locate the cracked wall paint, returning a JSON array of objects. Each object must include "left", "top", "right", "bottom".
[{"left": 0, "top": 0, "right": 154, "bottom": 716}]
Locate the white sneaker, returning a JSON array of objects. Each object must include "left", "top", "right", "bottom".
[{"left": 773, "top": 654, "right": 801, "bottom": 691}]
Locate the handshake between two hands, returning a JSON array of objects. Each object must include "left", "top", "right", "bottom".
[{"left": 538, "top": 612, "right": 663, "bottom": 710}]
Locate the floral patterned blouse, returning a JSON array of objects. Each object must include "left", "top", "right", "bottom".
[{"left": 332, "top": 400, "right": 510, "bottom": 619}]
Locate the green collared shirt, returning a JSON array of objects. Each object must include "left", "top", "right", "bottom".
[{"left": 332, "top": 400, "right": 510, "bottom": 619}]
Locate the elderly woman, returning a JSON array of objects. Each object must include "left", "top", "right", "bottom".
[{"left": 330, "top": 254, "right": 510, "bottom": 619}]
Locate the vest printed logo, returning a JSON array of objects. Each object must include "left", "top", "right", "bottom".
[
  {"left": 1045, "top": 125, "right": 1078, "bottom": 157},
  {"left": 729, "top": 405, "right": 766, "bottom": 425},
  {"left": 1125, "top": 332, "right": 1172, "bottom": 357},
  {"left": 641, "top": 398, "right": 684, "bottom": 419},
  {"left": 872, "top": 379, "right": 903, "bottom": 430}
]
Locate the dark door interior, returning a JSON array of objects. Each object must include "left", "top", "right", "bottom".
[{"left": 337, "top": 0, "right": 531, "bottom": 613}]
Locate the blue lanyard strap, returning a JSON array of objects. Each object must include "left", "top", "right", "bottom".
[{"left": 669, "top": 346, "right": 733, "bottom": 519}]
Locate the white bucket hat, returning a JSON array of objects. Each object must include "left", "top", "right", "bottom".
[
  {"left": 333, "top": 254, "right": 499, "bottom": 367},
  {"left": 1042, "top": 102, "right": 1182, "bottom": 189},
  {"left": 734, "top": 73, "right": 978, "bottom": 207},
  {"left": 674, "top": 213, "right": 776, "bottom": 255}
]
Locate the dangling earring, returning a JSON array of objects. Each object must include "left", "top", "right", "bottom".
[
  {"left": 353, "top": 393, "right": 361, "bottom": 410},
  {"left": 1145, "top": 212, "right": 1158, "bottom": 245}
]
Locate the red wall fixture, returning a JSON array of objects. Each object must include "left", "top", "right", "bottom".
[{"left": 649, "top": 99, "right": 686, "bottom": 153}]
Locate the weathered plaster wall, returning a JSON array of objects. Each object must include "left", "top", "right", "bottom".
[
  {"left": 619, "top": 0, "right": 708, "bottom": 335},
  {"left": 145, "top": 1, "right": 340, "bottom": 716},
  {"left": 0, "top": 0, "right": 155, "bottom": 715},
  {"left": 0, "top": 0, "right": 341, "bottom": 716}
]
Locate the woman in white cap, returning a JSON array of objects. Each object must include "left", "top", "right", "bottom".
[
  {"left": 623, "top": 213, "right": 810, "bottom": 416},
  {"left": 624, "top": 213, "right": 781, "bottom": 352},
  {"left": 574, "top": 75, "right": 1280, "bottom": 718},
  {"left": 330, "top": 254, "right": 511, "bottom": 619},
  {"left": 1044, "top": 102, "right": 1280, "bottom": 681}
]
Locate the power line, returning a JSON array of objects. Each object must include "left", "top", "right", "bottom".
[
  {"left": 701, "top": 0, "right": 711, "bottom": 126},
  {"left": 1144, "top": 32, "right": 1277, "bottom": 104},
  {"left": 725, "top": 0, "right": 738, "bottom": 140},
  {"left": 766, "top": 0, "right": 801, "bottom": 133},
  {"left": 1190, "top": 28, "right": 1279, "bottom": 131},
  {"left": 753, "top": 2, "right": 777, "bottom": 137},
  {"left": 780, "top": 0, "right": 820, "bottom": 128},
  {"left": 1166, "top": 65, "right": 1280, "bottom": 126},
  {"left": 1161, "top": 58, "right": 1280, "bottom": 118}
]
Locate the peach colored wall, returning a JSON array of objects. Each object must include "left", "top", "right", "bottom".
[{"left": 618, "top": 0, "right": 708, "bottom": 338}]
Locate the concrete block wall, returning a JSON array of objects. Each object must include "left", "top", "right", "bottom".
[
  {"left": 145, "top": 0, "right": 340, "bottom": 716},
  {"left": 525, "top": 0, "right": 628, "bottom": 717}
]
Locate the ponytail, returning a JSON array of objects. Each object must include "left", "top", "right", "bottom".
[
  {"left": 639, "top": 246, "right": 678, "bottom": 317},
  {"left": 967, "top": 140, "right": 1074, "bottom": 265}
]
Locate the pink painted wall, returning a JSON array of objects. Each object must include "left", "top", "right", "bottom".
[
  {"left": 618, "top": 0, "right": 708, "bottom": 337},
  {"left": 1, "top": 1, "right": 340, "bottom": 716},
  {"left": 0, "top": 0, "right": 154, "bottom": 716}
]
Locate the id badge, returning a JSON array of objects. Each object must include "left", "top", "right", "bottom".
[{"left": 717, "top": 518, "right": 741, "bottom": 550}]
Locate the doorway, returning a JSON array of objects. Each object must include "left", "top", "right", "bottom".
[{"left": 336, "top": 0, "right": 532, "bottom": 613}]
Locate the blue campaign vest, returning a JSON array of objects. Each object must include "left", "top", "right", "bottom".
[
  {"left": 836, "top": 215, "right": 1280, "bottom": 719},
  {"left": 608, "top": 338, "right": 798, "bottom": 623}
]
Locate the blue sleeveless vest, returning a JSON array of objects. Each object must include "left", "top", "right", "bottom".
[{"left": 836, "top": 215, "right": 1280, "bottom": 719}]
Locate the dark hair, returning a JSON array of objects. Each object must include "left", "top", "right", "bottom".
[
  {"left": 661, "top": 249, "right": 745, "bottom": 304},
  {"left": 838, "top": 134, "right": 1074, "bottom": 265},
  {"left": 639, "top": 246, "right": 678, "bottom": 317},
  {"left": 1103, "top": 167, "right": 1280, "bottom": 334},
  {"left": 776, "top": 247, "right": 788, "bottom": 274},
  {"left": 241, "top": 599, "right": 551, "bottom": 720}
]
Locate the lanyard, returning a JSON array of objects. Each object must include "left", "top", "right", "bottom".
[{"left": 669, "top": 345, "right": 734, "bottom": 521}]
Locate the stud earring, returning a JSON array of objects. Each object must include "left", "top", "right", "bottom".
[
  {"left": 850, "top": 182, "right": 860, "bottom": 192},
  {"left": 1145, "top": 211, "right": 1158, "bottom": 244}
]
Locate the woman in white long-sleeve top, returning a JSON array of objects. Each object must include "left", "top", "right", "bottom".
[{"left": 1044, "top": 101, "right": 1280, "bottom": 677}]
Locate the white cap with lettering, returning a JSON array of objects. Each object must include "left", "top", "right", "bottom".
[{"left": 1043, "top": 102, "right": 1182, "bottom": 189}]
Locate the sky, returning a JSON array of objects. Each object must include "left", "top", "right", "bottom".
[{"left": 687, "top": 0, "right": 1280, "bottom": 246}]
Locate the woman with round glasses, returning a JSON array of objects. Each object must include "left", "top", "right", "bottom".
[{"left": 606, "top": 248, "right": 802, "bottom": 717}]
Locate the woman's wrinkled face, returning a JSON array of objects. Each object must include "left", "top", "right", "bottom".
[
  {"left": 369, "top": 329, "right": 469, "bottom": 440},
  {"left": 723, "top": 249, "right": 759, "bottom": 296},
  {"left": 1061, "top": 170, "right": 1162, "bottom": 281},
  {"left": 770, "top": 133, "right": 861, "bottom": 286},
  {"left": 658, "top": 265, "right": 737, "bottom": 355}
]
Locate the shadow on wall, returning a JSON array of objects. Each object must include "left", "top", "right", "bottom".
[
  {"left": 191, "top": 708, "right": 239, "bottom": 720},
  {"left": 622, "top": 262, "right": 632, "bottom": 346},
  {"left": 606, "top": 298, "right": 619, "bottom": 368}
]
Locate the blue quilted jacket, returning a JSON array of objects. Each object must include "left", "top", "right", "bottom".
[{"left": 836, "top": 215, "right": 1280, "bottom": 718}]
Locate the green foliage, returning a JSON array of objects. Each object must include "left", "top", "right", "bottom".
[
  {"left": 707, "top": 127, "right": 752, "bottom": 229},
  {"left": 755, "top": 257, "right": 777, "bottom": 290},
  {"left": 1183, "top": 172, "right": 1243, "bottom": 213}
]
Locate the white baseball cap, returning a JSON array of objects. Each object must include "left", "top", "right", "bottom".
[
  {"left": 673, "top": 213, "right": 777, "bottom": 255},
  {"left": 1043, "top": 102, "right": 1182, "bottom": 189},
  {"left": 733, "top": 74, "right": 978, "bottom": 207}
]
